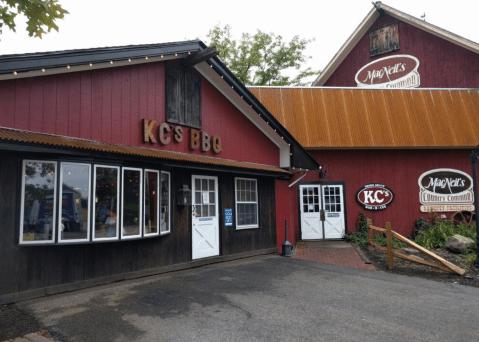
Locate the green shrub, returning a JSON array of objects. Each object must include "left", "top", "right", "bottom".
[
  {"left": 371, "top": 234, "right": 409, "bottom": 249},
  {"left": 344, "top": 212, "right": 372, "bottom": 247},
  {"left": 415, "top": 220, "right": 477, "bottom": 249}
]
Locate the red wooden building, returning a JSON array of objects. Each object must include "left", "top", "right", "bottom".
[
  {"left": 313, "top": 2, "right": 479, "bottom": 88},
  {"left": 0, "top": 41, "right": 318, "bottom": 304}
]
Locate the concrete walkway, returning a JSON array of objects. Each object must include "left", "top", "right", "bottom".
[{"left": 292, "top": 240, "right": 375, "bottom": 270}]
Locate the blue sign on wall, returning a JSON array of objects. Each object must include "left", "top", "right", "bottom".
[{"left": 225, "top": 208, "right": 233, "bottom": 226}]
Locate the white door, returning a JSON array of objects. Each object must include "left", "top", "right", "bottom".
[
  {"left": 300, "top": 185, "right": 323, "bottom": 239},
  {"left": 322, "top": 185, "right": 345, "bottom": 239},
  {"left": 192, "top": 175, "right": 219, "bottom": 260}
]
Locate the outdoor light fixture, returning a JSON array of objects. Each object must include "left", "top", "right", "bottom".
[
  {"left": 176, "top": 184, "right": 192, "bottom": 206},
  {"left": 319, "top": 166, "right": 328, "bottom": 180},
  {"left": 470, "top": 144, "right": 479, "bottom": 269}
]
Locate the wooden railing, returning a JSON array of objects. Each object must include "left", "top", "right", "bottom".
[{"left": 366, "top": 219, "right": 466, "bottom": 276}]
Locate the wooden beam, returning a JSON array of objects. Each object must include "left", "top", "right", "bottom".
[
  {"left": 182, "top": 46, "right": 219, "bottom": 68},
  {"left": 393, "top": 252, "right": 453, "bottom": 274}
]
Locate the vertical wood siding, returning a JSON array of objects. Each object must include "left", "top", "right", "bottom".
[
  {"left": 0, "top": 62, "right": 279, "bottom": 167},
  {"left": 284, "top": 149, "right": 475, "bottom": 241},
  {"left": 324, "top": 14, "right": 479, "bottom": 88}
]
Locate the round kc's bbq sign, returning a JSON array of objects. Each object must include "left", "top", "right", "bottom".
[
  {"left": 356, "top": 184, "right": 394, "bottom": 211},
  {"left": 355, "top": 55, "right": 420, "bottom": 88}
]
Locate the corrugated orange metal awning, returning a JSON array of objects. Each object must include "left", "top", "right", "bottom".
[
  {"left": 0, "top": 127, "right": 289, "bottom": 174},
  {"left": 249, "top": 87, "right": 479, "bottom": 149}
]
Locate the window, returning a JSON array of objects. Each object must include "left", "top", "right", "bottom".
[
  {"left": 93, "top": 165, "right": 120, "bottom": 241},
  {"left": 160, "top": 171, "right": 171, "bottom": 234},
  {"left": 20, "top": 160, "right": 57, "bottom": 244},
  {"left": 165, "top": 61, "right": 201, "bottom": 129},
  {"left": 144, "top": 170, "right": 159, "bottom": 236},
  {"left": 369, "top": 23, "right": 399, "bottom": 56},
  {"left": 235, "top": 178, "right": 258, "bottom": 229},
  {"left": 121, "top": 168, "right": 143, "bottom": 239},
  {"left": 58, "top": 163, "right": 91, "bottom": 242},
  {"left": 18, "top": 160, "right": 171, "bottom": 245}
]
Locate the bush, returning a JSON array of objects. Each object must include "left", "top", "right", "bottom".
[
  {"left": 344, "top": 212, "right": 372, "bottom": 247},
  {"left": 415, "top": 220, "right": 477, "bottom": 249}
]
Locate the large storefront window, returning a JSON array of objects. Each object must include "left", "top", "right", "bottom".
[
  {"left": 235, "top": 178, "right": 259, "bottom": 229},
  {"left": 58, "top": 163, "right": 91, "bottom": 242},
  {"left": 20, "top": 161, "right": 57, "bottom": 244},
  {"left": 121, "top": 168, "right": 142, "bottom": 239},
  {"left": 18, "top": 160, "right": 171, "bottom": 245},
  {"left": 93, "top": 165, "right": 120, "bottom": 240},
  {"left": 144, "top": 170, "right": 159, "bottom": 236}
]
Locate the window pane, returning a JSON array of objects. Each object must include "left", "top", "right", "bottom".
[
  {"left": 236, "top": 179, "right": 258, "bottom": 228},
  {"left": 195, "top": 178, "right": 201, "bottom": 191},
  {"left": 144, "top": 171, "right": 159, "bottom": 235},
  {"left": 195, "top": 191, "right": 202, "bottom": 204},
  {"left": 22, "top": 161, "right": 56, "bottom": 242},
  {"left": 209, "top": 179, "right": 214, "bottom": 191},
  {"left": 209, "top": 191, "right": 215, "bottom": 204},
  {"left": 60, "top": 163, "right": 90, "bottom": 241},
  {"left": 94, "top": 167, "right": 118, "bottom": 239},
  {"left": 195, "top": 205, "right": 202, "bottom": 217},
  {"left": 122, "top": 169, "right": 141, "bottom": 237},
  {"left": 202, "top": 205, "right": 209, "bottom": 217},
  {"left": 209, "top": 205, "right": 216, "bottom": 217},
  {"left": 202, "top": 179, "right": 207, "bottom": 190},
  {"left": 161, "top": 172, "right": 170, "bottom": 233}
]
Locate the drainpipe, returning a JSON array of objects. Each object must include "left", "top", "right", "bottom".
[{"left": 289, "top": 172, "right": 307, "bottom": 188}]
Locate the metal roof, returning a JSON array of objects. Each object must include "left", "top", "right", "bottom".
[
  {"left": 0, "top": 127, "right": 289, "bottom": 174},
  {"left": 248, "top": 87, "right": 479, "bottom": 149},
  {"left": 312, "top": 1, "right": 479, "bottom": 87}
]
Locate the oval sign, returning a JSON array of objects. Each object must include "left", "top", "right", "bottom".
[
  {"left": 418, "top": 169, "right": 472, "bottom": 195},
  {"left": 356, "top": 184, "right": 394, "bottom": 211},
  {"left": 355, "top": 55, "right": 420, "bottom": 88}
]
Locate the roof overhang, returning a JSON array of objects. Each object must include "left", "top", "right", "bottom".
[{"left": 312, "top": 1, "right": 479, "bottom": 87}]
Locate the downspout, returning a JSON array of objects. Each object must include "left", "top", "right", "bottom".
[{"left": 289, "top": 172, "right": 307, "bottom": 188}]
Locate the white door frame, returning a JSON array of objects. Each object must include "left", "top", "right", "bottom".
[
  {"left": 192, "top": 175, "right": 220, "bottom": 260},
  {"left": 298, "top": 181, "right": 347, "bottom": 240}
]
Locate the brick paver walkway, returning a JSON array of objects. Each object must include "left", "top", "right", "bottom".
[{"left": 292, "top": 241, "right": 375, "bottom": 270}]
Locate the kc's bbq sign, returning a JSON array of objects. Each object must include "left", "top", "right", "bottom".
[
  {"left": 418, "top": 169, "right": 474, "bottom": 212},
  {"left": 356, "top": 184, "right": 394, "bottom": 211},
  {"left": 355, "top": 55, "right": 420, "bottom": 88}
]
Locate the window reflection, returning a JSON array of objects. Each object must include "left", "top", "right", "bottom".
[
  {"left": 160, "top": 172, "right": 170, "bottom": 233},
  {"left": 94, "top": 166, "right": 119, "bottom": 239},
  {"left": 144, "top": 171, "right": 159, "bottom": 235},
  {"left": 22, "top": 161, "right": 56, "bottom": 242},
  {"left": 122, "top": 168, "right": 142, "bottom": 237},
  {"left": 60, "top": 163, "right": 90, "bottom": 241}
]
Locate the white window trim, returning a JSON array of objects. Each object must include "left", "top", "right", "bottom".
[
  {"left": 160, "top": 171, "right": 171, "bottom": 235},
  {"left": 20, "top": 160, "right": 57, "bottom": 244},
  {"left": 235, "top": 177, "right": 259, "bottom": 229},
  {"left": 92, "top": 165, "right": 120, "bottom": 241},
  {"left": 58, "top": 162, "right": 91, "bottom": 243},
  {"left": 144, "top": 169, "right": 160, "bottom": 237},
  {"left": 121, "top": 167, "right": 143, "bottom": 239}
]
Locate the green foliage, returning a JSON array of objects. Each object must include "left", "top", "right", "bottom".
[
  {"left": 371, "top": 234, "right": 408, "bottom": 249},
  {"left": 456, "top": 250, "right": 477, "bottom": 266},
  {"left": 415, "top": 220, "right": 477, "bottom": 249},
  {"left": 0, "top": 0, "right": 68, "bottom": 38},
  {"left": 344, "top": 212, "right": 372, "bottom": 247},
  {"left": 205, "top": 24, "right": 320, "bottom": 86}
]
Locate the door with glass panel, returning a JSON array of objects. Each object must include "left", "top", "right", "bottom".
[
  {"left": 299, "top": 183, "right": 345, "bottom": 240},
  {"left": 299, "top": 185, "right": 323, "bottom": 240},
  {"left": 192, "top": 175, "right": 219, "bottom": 260},
  {"left": 322, "top": 185, "right": 345, "bottom": 239}
]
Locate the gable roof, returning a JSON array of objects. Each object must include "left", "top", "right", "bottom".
[
  {"left": 312, "top": 1, "right": 479, "bottom": 87},
  {"left": 0, "top": 41, "right": 319, "bottom": 171},
  {"left": 249, "top": 86, "right": 479, "bottom": 150}
]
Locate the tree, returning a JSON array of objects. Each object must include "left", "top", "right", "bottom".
[
  {"left": 0, "top": 0, "right": 68, "bottom": 38},
  {"left": 206, "top": 24, "right": 319, "bottom": 86}
]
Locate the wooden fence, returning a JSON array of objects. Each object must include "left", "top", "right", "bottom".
[{"left": 366, "top": 219, "right": 465, "bottom": 276}]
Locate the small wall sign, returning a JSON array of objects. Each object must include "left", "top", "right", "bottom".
[
  {"left": 225, "top": 208, "right": 233, "bottom": 226},
  {"left": 356, "top": 184, "right": 394, "bottom": 211},
  {"left": 418, "top": 169, "right": 474, "bottom": 212},
  {"left": 355, "top": 55, "right": 420, "bottom": 88}
]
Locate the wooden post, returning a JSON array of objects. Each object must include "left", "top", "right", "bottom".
[
  {"left": 367, "top": 218, "right": 373, "bottom": 245},
  {"left": 386, "top": 222, "right": 394, "bottom": 269}
]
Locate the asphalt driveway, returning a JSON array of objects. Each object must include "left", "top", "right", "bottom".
[{"left": 7, "top": 255, "right": 479, "bottom": 341}]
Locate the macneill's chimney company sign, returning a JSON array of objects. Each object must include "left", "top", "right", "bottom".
[
  {"left": 418, "top": 168, "right": 474, "bottom": 213},
  {"left": 355, "top": 55, "right": 420, "bottom": 88}
]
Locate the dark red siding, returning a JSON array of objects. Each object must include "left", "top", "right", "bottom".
[
  {"left": 325, "top": 14, "right": 479, "bottom": 88},
  {"left": 285, "top": 149, "right": 475, "bottom": 241},
  {"left": 0, "top": 63, "right": 279, "bottom": 166}
]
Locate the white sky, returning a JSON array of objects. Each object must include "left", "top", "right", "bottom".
[{"left": 1, "top": 0, "right": 478, "bottom": 82}]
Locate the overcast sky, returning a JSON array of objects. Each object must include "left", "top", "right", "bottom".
[{"left": 1, "top": 0, "right": 477, "bottom": 80}]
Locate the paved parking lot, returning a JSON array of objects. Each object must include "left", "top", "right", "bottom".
[{"left": 3, "top": 254, "right": 478, "bottom": 342}]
